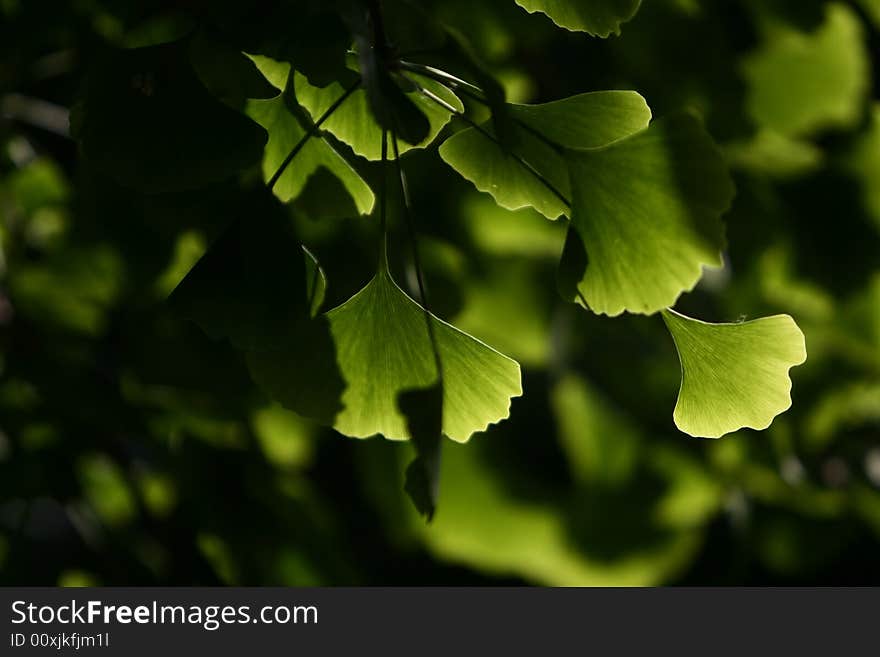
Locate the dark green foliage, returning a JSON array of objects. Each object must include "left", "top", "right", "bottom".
[
  {"left": 399, "top": 384, "right": 444, "bottom": 521},
  {"left": 72, "top": 40, "right": 267, "bottom": 193},
  {"left": 1, "top": 0, "right": 879, "bottom": 587}
]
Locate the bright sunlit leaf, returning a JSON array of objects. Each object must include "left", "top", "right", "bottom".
[
  {"left": 295, "top": 69, "right": 463, "bottom": 160},
  {"left": 439, "top": 91, "right": 650, "bottom": 219},
  {"left": 514, "top": 0, "right": 642, "bottom": 37},
  {"left": 662, "top": 309, "right": 807, "bottom": 438},
  {"left": 321, "top": 264, "right": 521, "bottom": 442},
  {"left": 244, "top": 55, "right": 374, "bottom": 213},
  {"left": 246, "top": 95, "right": 374, "bottom": 213},
  {"left": 561, "top": 113, "right": 733, "bottom": 316}
]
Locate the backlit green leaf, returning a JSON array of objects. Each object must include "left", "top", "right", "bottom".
[
  {"left": 357, "top": 46, "right": 431, "bottom": 146},
  {"left": 514, "top": 0, "right": 642, "bottom": 37},
  {"left": 320, "top": 265, "right": 521, "bottom": 442},
  {"left": 243, "top": 55, "right": 374, "bottom": 213},
  {"left": 439, "top": 91, "right": 651, "bottom": 219},
  {"left": 247, "top": 53, "right": 292, "bottom": 92},
  {"left": 441, "top": 123, "right": 571, "bottom": 219},
  {"left": 246, "top": 95, "right": 374, "bottom": 213},
  {"left": 509, "top": 90, "right": 651, "bottom": 145},
  {"left": 662, "top": 309, "right": 807, "bottom": 438},
  {"left": 295, "top": 69, "right": 463, "bottom": 160},
  {"left": 561, "top": 113, "right": 733, "bottom": 316}
]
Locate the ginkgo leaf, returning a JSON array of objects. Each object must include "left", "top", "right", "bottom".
[
  {"left": 358, "top": 46, "right": 431, "bottom": 146},
  {"left": 190, "top": 32, "right": 278, "bottom": 107},
  {"left": 742, "top": 3, "right": 869, "bottom": 137},
  {"left": 441, "top": 124, "right": 571, "bottom": 219},
  {"left": 509, "top": 91, "right": 652, "bottom": 146},
  {"left": 514, "top": 0, "right": 642, "bottom": 37},
  {"left": 243, "top": 55, "right": 374, "bottom": 213},
  {"left": 294, "top": 69, "right": 463, "bottom": 160},
  {"left": 439, "top": 91, "right": 651, "bottom": 219},
  {"left": 71, "top": 41, "right": 266, "bottom": 194},
  {"left": 246, "top": 95, "right": 374, "bottom": 213},
  {"left": 201, "top": 0, "right": 350, "bottom": 88},
  {"left": 560, "top": 113, "right": 734, "bottom": 316},
  {"left": 169, "top": 198, "right": 346, "bottom": 423},
  {"left": 282, "top": 264, "right": 522, "bottom": 442},
  {"left": 169, "top": 196, "right": 322, "bottom": 350},
  {"left": 247, "top": 53, "right": 291, "bottom": 92},
  {"left": 661, "top": 309, "right": 807, "bottom": 439}
]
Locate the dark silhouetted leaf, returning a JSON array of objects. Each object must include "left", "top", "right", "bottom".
[
  {"left": 72, "top": 40, "right": 267, "bottom": 193},
  {"left": 399, "top": 383, "right": 443, "bottom": 520}
]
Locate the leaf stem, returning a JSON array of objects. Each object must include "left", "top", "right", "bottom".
[
  {"left": 266, "top": 78, "right": 361, "bottom": 191},
  {"left": 366, "top": 0, "right": 394, "bottom": 63},
  {"left": 391, "top": 133, "right": 443, "bottom": 380},
  {"left": 379, "top": 129, "right": 390, "bottom": 268},
  {"left": 412, "top": 81, "right": 572, "bottom": 210},
  {"left": 400, "top": 61, "right": 566, "bottom": 155},
  {"left": 399, "top": 61, "right": 485, "bottom": 102}
]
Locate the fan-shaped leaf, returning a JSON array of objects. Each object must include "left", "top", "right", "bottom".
[
  {"left": 169, "top": 197, "right": 322, "bottom": 350},
  {"left": 244, "top": 55, "right": 374, "bottom": 213},
  {"left": 247, "top": 53, "right": 291, "bottom": 92},
  {"left": 509, "top": 90, "right": 651, "bottom": 145},
  {"left": 441, "top": 124, "right": 571, "bottom": 219},
  {"left": 319, "top": 265, "right": 521, "bottom": 442},
  {"left": 295, "top": 70, "right": 463, "bottom": 160},
  {"left": 515, "top": 0, "right": 642, "bottom": 37},
  {"left": 560, "top": 113, "right": 733, "bottom": 316},
  {"left": 357, "top": 46, "right": 431, "bottom": 146},
  {"left": 662, "top": 309, "right": 807, "bottom": 438},
  {"left": 72, "top": 41, "right": 266, "bottom": 193},
  {"left": 439, "top": 91, "right": 650, "bottom": 219},
  {"left": 246, "top": 95, "right": 374, "bottom": 213}
]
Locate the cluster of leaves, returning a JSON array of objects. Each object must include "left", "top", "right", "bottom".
[
  {"left": 67, "top": 0, "right": 814, "bottom": 516},
  {"left": 1, "top": 0, "right": 878, "bottom": 585}
]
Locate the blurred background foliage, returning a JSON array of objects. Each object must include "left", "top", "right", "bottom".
[{"left": 1, "top": 0, "right": 879, "bottom": 585}]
